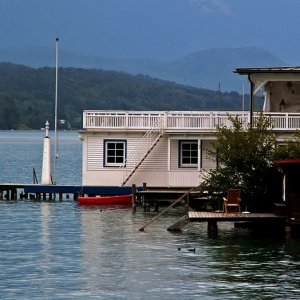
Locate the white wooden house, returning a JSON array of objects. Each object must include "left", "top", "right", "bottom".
[{"left": 79, "top": 67, "right": 300, "bottom": 187}]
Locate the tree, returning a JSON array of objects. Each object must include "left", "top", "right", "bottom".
[
  {"left": 200, "top": 114, "right": 282, "bottom": 212},
  {"left": 274, "top": 131, "right": 300, "bottom": 160}
]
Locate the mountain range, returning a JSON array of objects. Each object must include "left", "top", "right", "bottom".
[{"left": 0, "top": 47, "right": 287, "bottom": 92}]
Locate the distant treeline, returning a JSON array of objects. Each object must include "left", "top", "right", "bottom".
[{"left": 0, "top": 62, "right": 248, "bottom": 130}]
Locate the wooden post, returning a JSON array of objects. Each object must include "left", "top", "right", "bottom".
[
  {"left": 59, "top": 193, "right": 63, "bottom": 201},
  {"left": 145, "top": 201, "right": 150, "bottom": 212},
  {"left": 207, "top": 221, "right": 218, "bottom": 237},
  {"left": 185, "top": 193, "right": 190, "bottom": 213},
  {"left": 0, "top": 190, "right": 2, "bottom": 200},
  {"left": 143, "top": 182, "right": 147, "bottom": 191},
  {"left": 154, "top": 201, "right": 159, "bottom": 212},
  {"left": 132, "top": 184, "right": 137, "bottom": 212},
  {"left": 142, "top": 183, "right": 147, "bottom": 211},
  {"left": 12, "top": 189, "right": 17, "bottom": 200}
]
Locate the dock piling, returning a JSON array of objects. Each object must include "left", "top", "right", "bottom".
[{"left": 132, "top": 184, "right": 137, "bottom": 212}]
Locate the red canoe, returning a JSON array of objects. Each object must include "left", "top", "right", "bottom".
[{"left": 78, "top": 194, "right": 132, "bottom": 205}]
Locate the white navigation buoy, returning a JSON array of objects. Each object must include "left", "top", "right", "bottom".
[{"left": 41, "top": 121, "right": 52, "bottom": 185}]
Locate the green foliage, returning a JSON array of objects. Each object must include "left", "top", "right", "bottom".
[
  {"left": 274, "top": 131, "right": 300, "bottom": 160},
  {"left": 0, "top": 62, "right": 244, "bottom": 130},
  {"left": 200, "top": 114, "right": 282, "bottom": 212}
]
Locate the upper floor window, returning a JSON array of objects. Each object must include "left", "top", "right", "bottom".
[
  {"left": 179, "top": 140, "right": 198, "bottom": 167},
  {"left": 104, "top": 140, "right": 126, "bottom": 167}
]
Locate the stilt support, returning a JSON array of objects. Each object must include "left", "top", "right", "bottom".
[
  {"left": 132, "top": 184, "right": 137, "bottom": 213},
  {"left": 207, "top": 221, "right": 218, "bottom": 237}
]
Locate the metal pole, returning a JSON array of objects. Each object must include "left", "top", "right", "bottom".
[
  {"left": 248, "top": 75, "right": 254, "bottom": 127},
  {"left": 53, "top": 38, "right": 59, "bottom": 184},
  {"left": 217, "top": 82, "right": 221, "bottom": 110},
  {"left": 242, "top": 82, "right": 245, "bottom": 112}
]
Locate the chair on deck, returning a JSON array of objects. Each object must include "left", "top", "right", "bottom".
[{"left": 223, "top": 189, "right": 241, "bottom": 214}]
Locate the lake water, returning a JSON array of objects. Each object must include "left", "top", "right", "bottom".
[{"left": 0, "top": 130, "right": 300, "bottom": 299}]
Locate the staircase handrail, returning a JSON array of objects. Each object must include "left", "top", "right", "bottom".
[{"left": 120, "top": 116, "right": 165, "bottom": 169}]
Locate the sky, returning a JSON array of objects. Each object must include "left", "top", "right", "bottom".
[{"left": 0, "top": 0, "right": 300, "bottom": 63}]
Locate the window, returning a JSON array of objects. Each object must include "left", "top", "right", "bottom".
[
  {"left": 179, "top": 140, "right": 198, "bottom": 167},
  {"left": 104, "top": 140, "right": 126, "bottom": 167}
]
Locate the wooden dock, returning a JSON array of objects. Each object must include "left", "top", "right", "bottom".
[
  {"left": 188, "top": 211, "right": 284, "bottom": 222},
  {"left": 167, "top": 210, "right": 287, "bottom": 233},
  {"left": 133, "top": 184, "right": 201, "bottom": 212},
  {"left": 0, "top": 183, "right": 132, "bottom": 201}
]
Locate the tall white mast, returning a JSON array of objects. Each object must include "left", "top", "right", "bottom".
[
  {"left": 242, "top": 82, "right": 245, "bottom": 112},
  {"left": 41, "top": 121, "right": 51, "bottom": 185},
  {"left": 53, "top": 38, "right": 59, "bottom": 184}
]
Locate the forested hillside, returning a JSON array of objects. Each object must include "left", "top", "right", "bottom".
[
  {"left": 0, "top": 63, "right": 247, "bottom": 130},
  {"left": 0, "top": 46, "right": 286, "bottom": 91}
]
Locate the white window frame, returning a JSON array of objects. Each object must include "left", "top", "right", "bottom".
[
  {"left": 179, "top": 140, "right": 198, "bottom": 168},
  {"left": 104, "top": 140, "right": 126, "bottom": 167}
]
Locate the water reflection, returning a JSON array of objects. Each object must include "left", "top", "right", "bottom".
[
  {"left": 0, "top": 201, "right": 299, "bottom": 299},
  {"left": 79, "top": 206, "right": 134, "bottom": 296},
  {"left": 0, "top": 130, "right": 300, "bottom": 299}
]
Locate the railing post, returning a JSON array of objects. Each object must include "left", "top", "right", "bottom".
[
  {"left": 125, "top": 112, "right": 129, "bottom": 128},
  {"left": 164, "top": 112, "right": 168, "bottom": 130},
  {"left": 248, "top": 112, "right": 251, "bottom": 127}
]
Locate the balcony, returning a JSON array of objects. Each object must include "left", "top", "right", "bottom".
[{"left": 82, "top": 110, "right": 300, "bottom": 132}]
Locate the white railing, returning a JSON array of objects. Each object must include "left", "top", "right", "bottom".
[{"left": 83, "top": 110, "right": 300, "bottom": 131}]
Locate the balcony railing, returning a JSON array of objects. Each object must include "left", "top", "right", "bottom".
[{"left": 83, "top": 110, "right": 300, "bottom": 131}]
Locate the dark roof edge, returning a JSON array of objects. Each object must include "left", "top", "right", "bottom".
[{"left": 235, "top": 66, "right": 300, "bottom": 75}]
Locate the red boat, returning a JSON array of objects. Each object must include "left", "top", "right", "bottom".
[{"left": 78, "top": 194, "right": 132, "bottom": 205}]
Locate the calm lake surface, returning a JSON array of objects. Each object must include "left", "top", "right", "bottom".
[{"left": 0, "top": 130, "right": 300, "bottom": 299}]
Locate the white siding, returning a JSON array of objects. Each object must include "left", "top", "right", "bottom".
[
  {"left": 125, "top": 136, "right": 169, "bottom": 186},
  {"left": 170, "top": 139, "right": 179, "bottom": 170},
  {"left": 87, "top": 136, "right": 102, "bottom": 170},
  {"left": 201, "top": 140, "right": 216, "bottom": 170},
  {"left": 83, "top": 132, "right": 169, "bottom": 186},
  {"left": 82, "top": 132, "right": 217, "bottom": 187},
  {"left": 134, "top": 136, "right": 168, "bottom": 170}
]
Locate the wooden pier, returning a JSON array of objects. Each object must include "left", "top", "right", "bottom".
[
  {"left": 132, "top": 184, "right": 201, "bottom": 212},
  {"left": 167, "top": 210, "right": 287, "bottom": 234},
  {"left": 0, "top": 183, "right": 132, "bottom": 201},
  {"left": 188, "top": 211, "right": 284, "bottom": 221}
]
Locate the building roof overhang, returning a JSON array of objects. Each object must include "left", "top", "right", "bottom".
[
  {"left": 235, "top": 66, "right": 300, "bottom": 75},
  {"left": 235, "top": 67, "right": 300, "bottom": 83}
]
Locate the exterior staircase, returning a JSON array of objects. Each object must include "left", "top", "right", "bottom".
[{"left": 121, "top": 119, "right": 165, "bottom": 186}]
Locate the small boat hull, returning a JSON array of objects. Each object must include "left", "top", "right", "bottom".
[{"left": 78, "top": 194, "right": 132, "bottom": 205}]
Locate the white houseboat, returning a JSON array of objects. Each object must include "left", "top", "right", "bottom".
[{"left": 79, "top": 67, "right": 300, "bottom": 188}]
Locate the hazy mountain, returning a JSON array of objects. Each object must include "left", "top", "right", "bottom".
[
  {"left": 159, "top": 47, "right": 287, "bottom": 92},
  {"left": 0, "top": 47, "right": 286, "bottom": 92},
  {"left": 0, "top": 62, "right": 246, "bottom": 130}
]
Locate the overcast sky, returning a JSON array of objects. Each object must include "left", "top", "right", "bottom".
[{"left": 0, "top": 0, "right": 299, "bottom": 63}]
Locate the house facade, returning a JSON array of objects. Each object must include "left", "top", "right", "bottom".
[{"left": 79, "top": 67, "right": 300, "bottom": 187}]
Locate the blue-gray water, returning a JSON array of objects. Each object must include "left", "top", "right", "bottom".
[{"left": 0, "top": 130, "right": 300, "bottom": 299}]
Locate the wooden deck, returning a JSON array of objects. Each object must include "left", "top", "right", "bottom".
[{"left": 188, "top": 211, "right": 285, "bottom": 222}]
